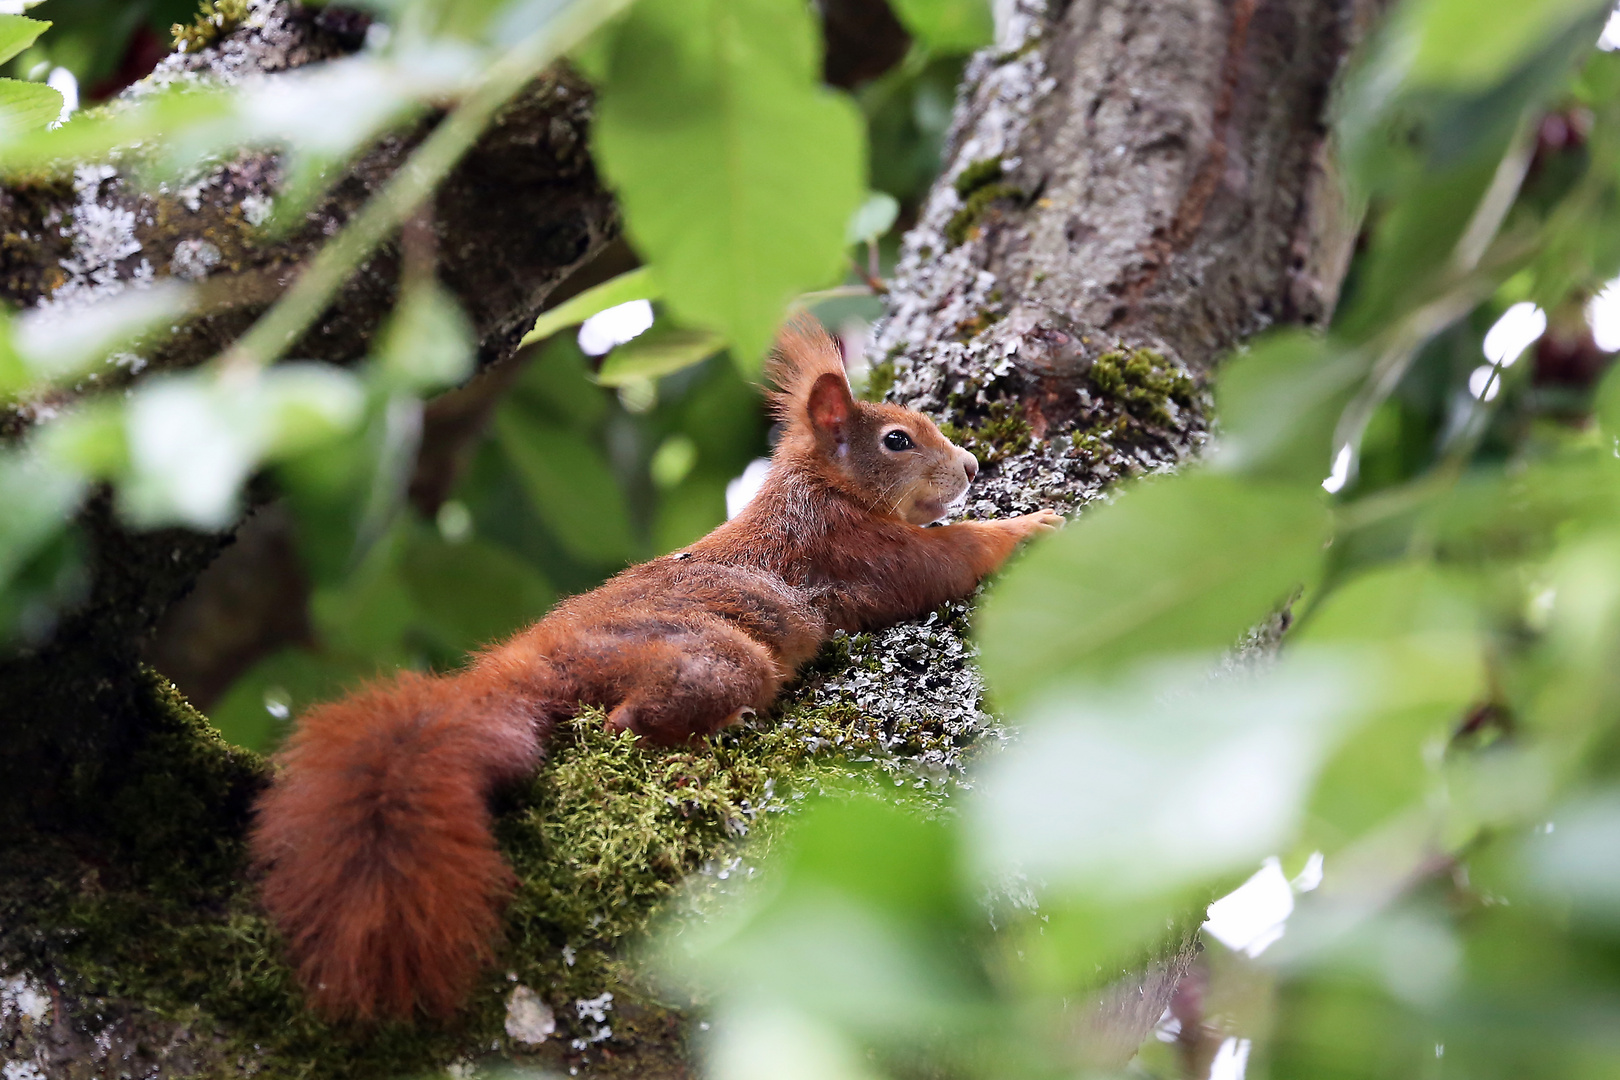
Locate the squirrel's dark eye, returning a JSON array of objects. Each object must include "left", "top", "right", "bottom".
[{"left": 883, "top": 430, "right": 914, "bottom": 452}]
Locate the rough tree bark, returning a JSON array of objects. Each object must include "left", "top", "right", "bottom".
[{"left": 0, "top": 0, "right": 1380, "bottom": 1076}]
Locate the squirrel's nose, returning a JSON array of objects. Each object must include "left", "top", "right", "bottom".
[{"left": 959, "top": 448, "right": 979, "bottom": 481}]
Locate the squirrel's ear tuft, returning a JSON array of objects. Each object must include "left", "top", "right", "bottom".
[
  {"left": 766, "top": 314, "right": 849, "bottom": 424},
  {"left": 806, "top": 370, "right": 853, "bottom": 444}
]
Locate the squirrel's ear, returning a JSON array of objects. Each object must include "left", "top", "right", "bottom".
[{"left": 806, "top": 370, "right": 853, "bottom": 446}]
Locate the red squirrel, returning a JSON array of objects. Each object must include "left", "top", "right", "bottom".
[{"left": 250, "top": 317, "right": 1062, "bottom": 1021}]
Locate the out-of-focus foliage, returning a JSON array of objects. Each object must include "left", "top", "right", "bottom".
[
  {"left": 0, "top": 12, "right": 62, "bottom": 133},
  {"left": 651, "top": 3, "right": 1620, "bottom": 1080}
]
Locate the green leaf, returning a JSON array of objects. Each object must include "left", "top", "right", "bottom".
[
  {"left": 592, "top": 0, "right": 866, "bottom": 367},
  {"left": 1405, "top": 0, "right": 1609, "bottom": 91},
  {"left": 279, "top": 394, "right": 421, "bottom": 584},
  {"left": 1212, "top": 331, "right": 1368, "bottom": 484},
  {"left": 0, "top": 79, "right": 61, "bottom": 137},
  {"left": 495, "top": 406, "right": 635, "bottom": 564},
  {"left": 119, "top": 364, "right": 366, "bottom": 531},
  {"left": 375, "top": 279, "right": 476, "bottom": 393},
  {"left": 1293, "top": 562, "right": 1485, "bottom": 847},
  {"left": 1596, "top": 357, "right": 1620, "bottom": 439},
  {"left": 969, "top": 655, "right": 1363, "bottom": 898},
  {"left": 33, "top": 399, "right": 129, "bottom": 479},
  {"left": 258, "top": 364, "right": 369, "bottom": 459},
  {"left": 845, "top": 191, "right": 899, "bottom": 245},
  {"left": 595, "top": 325, "right": 726, "bottom": 386},
  {"left": 886, "top": 0, "right": 993, "bottom": 54},
  {"left": 521, "top": 266, "right": 661, "bottom": 347},
  {"left": 0, "top": 15, "right": 51, "bottom": 66},
  {"left": 976, "top": 469, "right": 1330, "bottom": 710},
  {"left": 0, "top": 448, "right": 84, "bottom": 587},
  {"left": 11, "top": 280, "right": 194, "bottom": 387}
]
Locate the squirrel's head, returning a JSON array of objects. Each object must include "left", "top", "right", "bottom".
[{"left": 767, "top": 317, "right": 979, "bottom": 525}]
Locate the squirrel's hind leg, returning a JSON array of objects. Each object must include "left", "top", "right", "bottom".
[{"left": 605, "top": 626, "right": 781, "bottom": 744}]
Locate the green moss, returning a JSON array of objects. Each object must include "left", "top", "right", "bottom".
[
  {"left": 953, "top": 158, "right": 1005, "bottom": 198},
  {"left": 945, "top": 158, "right": 1022, "bottom": 248},
  {"left": 1087, "top": 347, "right": 1197, "bottom": 428},
  {"left": 945, "top": 182, "right": 1023, "bottom": 248},
  {"left": 938, "top": 400, "right": 1033, "bottom": 465},
  {"left": 172, "top": 0, "right": 250, "bottom": 54},
  {"left": 1069, "top": 417, "right": 1130, "bottom": 461},
  {"left": 863, "top": 358, "right": 896, "bottom": 403},
  {"left": 3, "top": 649, "right": 915, "bottom": 1078}
]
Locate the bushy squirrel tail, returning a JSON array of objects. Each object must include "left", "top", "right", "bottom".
[{"left": 250, "top": 668, "right": 547, "bottom": 1020}]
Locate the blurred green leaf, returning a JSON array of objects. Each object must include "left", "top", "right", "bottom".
[
  {"left": 119, "top": 364, "right": 366, "bottom": 530},
  {"left": 522, "top": 266, "right": 660, "bottom": 347},
  {"left": 1522, "top": 790, "right": 1620, "bottom": 926},
  {"left": 845, "top": 191, "right": 899, "bottom": 245},
  {"left": 977, "top": 469, "right": 1330, "bottom": 709},
  {"left": 592, "top": 0, "right": 866, "bottom": 366},
  {"left": 33, "top": 398, "right": 128, "bottom": 479},
  {"left": 0, "top": 15, "right": 49, "bottom": 66},
  {"left": 10, "top": 281, "right": 193, "bottom": 391},
  {"left": 1213, "top": 331, "right": 1368, "bottom": 483},
  {"left": 649, "top": 433, "right": 697, "bottom": 489},
  {"left": 969, "top": 657, "right": 1363, "bottom": 898},
  {"left": 1405, "top": 0, "right": 1608, "bottom": 90},
  {"left": 0, "top": 448, "right": 83, "bottom": 588},
  {"left": 279, "top": 393, "right": 420, "bottom": 584},
  {"left": 886, "top": 0, "right": 993, "bottom": 55},
  {"left": 596, "top": 325, "right": 727, "bottom": 386},
  {"left": 376, "top": 279, "right": 476, "bottom": 393},
  {"left": 0, "top": 78, "right": 60, "bottom": 135},
  {"left": 1295, "top": 562, "right": 1484, "bottom": 846},
  {"left": 495, "top": 405, "right": 635, "bottom": 564},
  {"left": 208, "top": 646, "right": 374, "bottom": 753},
  {"left": 704, "top": 1003, "right": 884, "bottom": 1080}
]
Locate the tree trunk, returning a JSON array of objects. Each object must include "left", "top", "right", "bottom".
[{"left": 0, "top": 0, "right": 1379, "bottom": 1076}]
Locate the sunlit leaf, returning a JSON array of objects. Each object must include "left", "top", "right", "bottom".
[
  {"left": 0, "top": 78, "right": 60, "bottom": 135},
  {"left": 968, "top": 657, "right": 1362, "bottom": 898},
  {"left": 595, "top": 325, "right": 726, "bottom": 386},
  {"left": 522, "top": 266, "right": 661, "bottom": 347},
  {"left": 976, "top": 469, "right": 1330, "bottom": 709},
  {"left": 592, "top": 0, "right": 866, "bottom": 366},
  {"left": 705, "top": 1003, "right": 884, "bottom": 1080},
  {"left": 0, "top": 14, "right": 48, "bottom": 66},
  {"left": 119, "top": 364, "right": 365, "bottom": 530}
]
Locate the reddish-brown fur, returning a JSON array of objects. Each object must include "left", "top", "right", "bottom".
[{"left": 250, "top": 318, "right": 1061, "bottom": 1021}]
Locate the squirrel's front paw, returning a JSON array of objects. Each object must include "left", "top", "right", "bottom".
[{"left": 1014, "top": 508, "right": 1065, "bottom": 536}]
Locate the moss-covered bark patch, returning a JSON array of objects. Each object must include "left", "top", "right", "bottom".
[{"left": 2, "top": 634, "right": 966, "bottom": 1078}]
